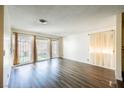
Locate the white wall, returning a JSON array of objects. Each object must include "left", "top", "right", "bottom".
[
  {"left": 115, "top": 14, "right": 122, "bottom": 81},
  {"left": 63, "top": 15, "right": 116, "bottom": 70},
  {"left": 4, "top": 6, "right": 13, "bottom": 87},
  {"left": 63, "top": 32, "right": 89, "bottom": 63}
]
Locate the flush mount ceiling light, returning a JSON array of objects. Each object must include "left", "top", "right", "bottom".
[{"left": 39, "top": 19, "right": 47, "bottom": 24}]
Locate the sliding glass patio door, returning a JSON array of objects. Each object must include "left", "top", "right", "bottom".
[
  {"left": 18, "top": 34, "right": 33, "bottom": 64},
  {"left": 36, "top": 38, "right": 50, "bottom": 61},
  {"left": 52, "top": 40, "right": 59, "bottom": 58},
  {"left": 13, "top": 32, "right": 60, "bottom": 65}
]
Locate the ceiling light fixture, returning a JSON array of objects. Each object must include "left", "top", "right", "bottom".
[{"left": 39, "top": 19, "right": 47, "bottom": 24}]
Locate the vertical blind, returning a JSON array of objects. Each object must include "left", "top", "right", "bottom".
[{"left": 89, "top": 30, "right": 115, "bottom": 69}]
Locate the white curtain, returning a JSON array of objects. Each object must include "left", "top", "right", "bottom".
[{"left": 89, "top": 30, "right": 115, "bottom": 69}]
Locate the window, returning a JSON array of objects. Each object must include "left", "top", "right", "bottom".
[
  {"left": 52, "top": 40, "right": 59, "bottom": 58},
  {"left": 36, "top": 39, "right": 50, "bottom": 61},
  {"left": 13, "top": 32, "right": 60, "bottom": 65},
  {"left": 18, "top": 34, "right": 33, "bottom": 64}
]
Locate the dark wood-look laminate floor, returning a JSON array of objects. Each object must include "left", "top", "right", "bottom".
[
  {"left": 8, "top": 58, "right": 118, "bottom": 88},
  {"left": 117, "top": 80, "right": 124, "bottom": 88}
]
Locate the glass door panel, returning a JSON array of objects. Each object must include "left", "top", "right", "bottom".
[
  {"left": 52, "top": 40, "right": 59, "bottom": 58},
  {"left": 36, "top": 39, "right": 50, "bottom": 61},
  {"left": 18, "top": 34, "right": 33, "bottom": 64}
]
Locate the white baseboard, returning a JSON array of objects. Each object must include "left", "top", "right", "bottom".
[
  {"left": 115, "top": 73, "right": 122, "bottom": 81},
  {"left": 63, "top": 57, "right": 115, "bottom": 70}
]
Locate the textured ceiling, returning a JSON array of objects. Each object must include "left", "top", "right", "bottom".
[{"left": 7, "top": 5, "right": 124, "bottom": 36}]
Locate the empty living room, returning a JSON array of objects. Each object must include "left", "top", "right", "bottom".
[{"left": 1, "top": 5, "right": 124, "bottom": 88}]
